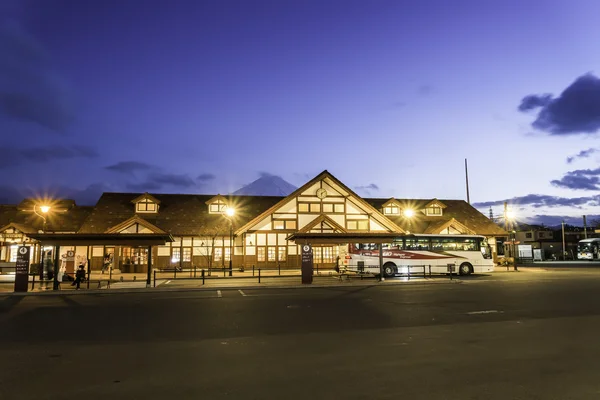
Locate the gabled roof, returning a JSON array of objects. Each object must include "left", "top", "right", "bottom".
[
  {"left": 0, "top": 222, "right": 37, "bottom": 234},
  {"left": 235, "top": 170, "right": 405, "bottom": 235},
  {"left": 364, "top": 198, "right": 506, "bottom": 236},
  {"left": 424, "top": 199, "right": 447, "bottom": 209},
  {"left": 296, "top": 214, "right": 348, "bottom": 234},
  {"left": 131, "top": 192, "right": 161, "bottom": 204},
  {"left": 78, "top": 192, "right": 282, "bottom": 235},
  {"left": 423, "top": 218, "right": 475, "bottom": 235},
  {"left": 381, "top": 198, "right": 401, "bottom": 208},
  {"left": 0, "top": 204, "right": 93, "bottom": 233},
  {"left": 204, "top": 194, "right": 228, "bottom": 205},
  {"left": 105, "top": 215, "right": 166, "bottom": 234}
]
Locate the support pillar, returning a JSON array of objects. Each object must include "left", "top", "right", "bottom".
[
  {"left": 53, "top": 245, "right": 60, "bottom": 290},
  {"left": 147, "top": 245, "right": 152, "bottom": 287}
]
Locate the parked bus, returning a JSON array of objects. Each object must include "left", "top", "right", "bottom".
[
  {"left": 577, "top": 238, "right": 600, "bottom": 260},
  {"left": 343, "top": 234, "right": 494, "bottom": 277}
]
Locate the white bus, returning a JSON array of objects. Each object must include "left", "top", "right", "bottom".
[
  {"left": 577, "top": 238, "right": 600, "bottom": 260},
  {"left": 343, "top": 234, "right": 494, "bottom": 277}
]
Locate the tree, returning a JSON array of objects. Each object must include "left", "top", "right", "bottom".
[{"left": 197, "top": 221, "right": 228, "bottom": 274}]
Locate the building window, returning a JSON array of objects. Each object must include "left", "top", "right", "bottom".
[
  {"left": 526, "top": 232, "right": 533, "bottom": 239},
  {"left": 314, "top": 246, "right": 337, "bottom": 263},
  {"left": 214, "top": 248, "right": 222, "bottom": 262},
  {"left": 136, "top": 199, "right": 157, "bottom": 213},
  {"left": 383, "top": 206, "right": 399, "bottom": 215},
  {"left": 347, "top": 220, "right": 369, "bottom": 230},
  {"left": 257, "top": 247, "right": 265, "bottom": 262},
  {"left": 172, "top": 248, "right": 181, "bottom": 263},
  {"left": 323, "top": 203, "right": 333, "bottom": 213},
  {"left": 267, "top": 246, "right": 276, "bottom": 261},
  {"left": 298, "top": 203, "right": 309, "bottom": 212},
  {"left": 209, "top": 200, "right": 227, "bottom": 214},
  {"left": 426, "top": 206, "right": 442, "bottom": 216},
  {"left": 278, "top": 247, "right": 286, "bottom": 261},
  {"left": 310, "top": 203, "right": 320, "bottom": 213},
  {"left": 334, "top": 204, "right": 344, "bottom": 213},
  {"left": 225, "top": 247, "right": 231, "bottom": 262},
  {"left": 273, "top": 220, "right": 297, "bottom": 230}
]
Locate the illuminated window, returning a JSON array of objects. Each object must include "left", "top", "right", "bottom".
[
  {"left": 209, "top": 199, "right": 227, "bottom": 214},
  {"left": 426, "top": 206, "right": 442, "bottom": 216},
  {"left": 274, "top": 220, "right": 284, "bottom": 229},
  {"left": 267, "top": 246, "right": 276, "bottom": 261},
  {"left": 313, "top": 246, "right": 336, "bottom": 263},
  {"left": 225, "top": 248, "right": 231, "bottom": 262},
  {"left": 274, "top": 220, "right": 297, "bottom": 230},
  {"left": 347, "top": 220, "right": 369, "bottom": 230},
  {"left": 334, "top": 204, "right": 344, "bottom": 213},
  {"left": 172, "top": 248, "right": 181, "bottom": 263},
  {"left": 136, "top": 199, "right": 157, "bottom": 213},
  {"left": 214, "top": 248, "right": 222, "bottom": 262},
  {"left": 323, "top": 203, "right": 333, "bottom": 213},
  {"left": 310, "top": 203, "right": 320, "bottom": 213},
  {"left": 278, "top": 247, "right": 286, "bottom": 261},
  {"left": 298, "top": 203, "right": 309, "bottom": 212},
  {"left": 257, "top": 247, "right": 265, "bottom": 262},
  {"left": 383, "top": 206, "right": 399, "bottom": 215}
]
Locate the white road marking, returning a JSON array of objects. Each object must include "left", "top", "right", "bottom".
[
  {"left": 217, "top": 290, "right": 222, "bottom": 298},
  {"left": 238, "top": 289, "right": 247, "bottom": 297},
  {"left": 165, "top": 280, "right": 171, "bottom": 284},
  {"left": 467, "top": 310, "right": 504, "bottom": 315}
]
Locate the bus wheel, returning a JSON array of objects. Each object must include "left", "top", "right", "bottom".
[
  {"left": 459, "top": 262, "right": 472, "bottom": 276},
  {"left": 383, "top": 263, "right": 396, "bottom": 277}
]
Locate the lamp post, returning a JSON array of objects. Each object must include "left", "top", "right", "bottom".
[
  {"left": 33, "top": 204, "right": 50, "bottom": 280},
  {"left": 224, "top": 207, "right": 235, "bottom": 277}
]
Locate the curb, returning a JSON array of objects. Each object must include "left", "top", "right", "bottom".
[{"left": 0, "top": 277, "right": 463, "bottom": 297}]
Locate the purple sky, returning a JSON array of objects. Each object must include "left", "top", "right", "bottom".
[{"left": 1, "top": 0, "right": 600, "bottom": 226}]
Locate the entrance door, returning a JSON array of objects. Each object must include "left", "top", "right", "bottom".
[{"left": 122, "top": 247, "right": 148, "bottom": 273}]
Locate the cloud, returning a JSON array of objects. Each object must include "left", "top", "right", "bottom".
[
  {"left": 259, "top": 171, "right": 275, "bottom": 178},
  {"left": 518, "top": 73, "right": 600, "bottom": 135},
  {"left": 0, "top": 182, "right": 114, "bottom": 205},
  {"left": 105, "top": 161, "right": 154, "bottom": 174},
  {"left": 473, "top": 193, "right": 600, "bottom": 209},
  {"left": 0, "top": 144, "right": 98, "bottom": 168},
  {"left": 356, "top": 183, "right": 379, "bottom": 191},
  {"left": 126, "top": 181, "right": 162, "bottom": 192},
  {"left": 527, "top": 214, "right": 600, "bottom": 227},
  {"left": 566, "top": 148, "right": 598, "bottom": 164},
  {"left": 0, "top": 21, "right": 75, "bottom": 132},
  {"left": 197, "top": 173, "right": 216, "bottom": 182},
  {"left": 551, "top": 167, "right": 600, "bottom": 190},
  {"left": 149, "top": 173, "right": 195, "bottom": 188}
]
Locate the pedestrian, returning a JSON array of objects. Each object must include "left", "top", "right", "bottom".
[{"left": 72, "top": 264, "right": 86, "bottom": 290}]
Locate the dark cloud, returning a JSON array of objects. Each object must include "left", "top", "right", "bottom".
[
  {"left": 0, "top": 145, "right": 98, "bottom": 168},
  {"left": 149, "top": 173, "right": 195, "bottom": 188},
  {"left": 473, "top": 193, "right": 600, "bottom": 209},
  {"left": 551, "top": 167, "right": 600, "bottom": 190},
  {"left": 518, "top": 94, "right": 552, "bottom": 112},
  {"left": 197, "top": 173, "right": 216, "bottom": 182},
  {"left": 518, "top": 74, "right": 600, "bottom": 135},
  {"left": 0, "top": 22, "right": 75, "bottom": 132},
  {"left": 126, "top": 181, "right": 162, "bottom": 192},
  {"left": 0, "top": 182, "right": 113, "bottom": 205},
  {"left": 356, "top": 183, "right": 379, "bottom": 191},
  {"left": 105, "top": 161, "right": 154, "bottom": 174},
  {"left": 566, "top": 148, "right": 598, "bottom": 164},
  {"left": 528, "top": 214, "right": 600, "bottom": 227}
]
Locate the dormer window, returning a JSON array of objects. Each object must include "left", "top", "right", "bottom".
[
  {"left": 208, "top": 199, "right": 227, "bottom": 214},
  {"left": 137, "top": 199, "right": 157, "bottom": 213},
  {"left": 426, "top": 206, "right": 442, "bottom": 216},
  {"left": 383, "top": 205, "right": 399, "bottom": 215},
  {"left": 131, "top": 193, "right": 160, "bottom": 214}
]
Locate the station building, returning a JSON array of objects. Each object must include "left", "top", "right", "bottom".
[{"left": 0, "top": 170, "right": 506, "bottom": 276}]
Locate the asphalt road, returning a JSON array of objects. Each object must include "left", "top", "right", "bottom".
[{"left": 2, "top": 270, "right": 600, "bottom": 399}]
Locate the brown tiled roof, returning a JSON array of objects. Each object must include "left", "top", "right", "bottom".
[
  {"left": 0, "top": 204, "right": 93, "bottom": 233},
  {"left": 78, "top": 193, "right": 282, "bottom": 235},
  {"left": 364, "top": 198, "right": 506, "bottom": 236}
]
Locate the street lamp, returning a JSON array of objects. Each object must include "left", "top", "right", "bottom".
[
  {"left": 561, "top": 220, "right": 566, "bottom": 261},
  {"left": 224, "top": 206, "right": 235, "bottom": 276},
  {"left": 33, "top": 204, "right": 50, "bottom": 232}
]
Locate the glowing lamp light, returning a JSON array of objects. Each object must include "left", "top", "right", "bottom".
[
  {"left": 225, "top": 207, "right": 235, "bottom": 217},
  {"left": 40, "top": 205, "right": 50, "bottom": 214},
  {"left": 403, "top": 208, "right": 414, "bottom": 218},
  {"left": 506, "top": 210, "right": 515, "bottom": 220}
]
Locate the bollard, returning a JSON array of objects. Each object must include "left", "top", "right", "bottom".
[
  {"left": 252, "top": 264, "right": 255, "bottom": 276},
  {"left": 31, "top": 274, "right": 35, "bottom": 291},
  {"left": 194, "top": 265, "right": 197, "bottom": 278},
  {"left": 429, "top": 265, "right": 432, "bottom": 278},
  {"left": 258, "top": 268, "right": 261, "bottom": 283},
  {"left": 202, "top": 269, "right": 205, "bottom": 285},
  {"left": 174, "top": 267, "right": 177, "bottom": 279},
  {"left": 153, "top": 270, "right": 156, "bottom": 288},
  {"left": 423, "top": 266, "right": 426, "bottom": 279},
  {"left": 223, "top": 268, "right": 226, "bottom": 277},
  {"left": 408, "top": 265, "right": 411, "bottom": 281},
  {"left": 278, "top": 263, "right": 281, "bottom": 275}
]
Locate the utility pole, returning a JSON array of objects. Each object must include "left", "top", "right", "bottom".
[
  {"left": 583, "top": 215, "right": 588, "bottom": 239},
  {"left": 561, "top": 220, "right": 566, "bottom": 261},
  {"left": 465, "top": 158, "right": 471, "bottom": 204}
]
